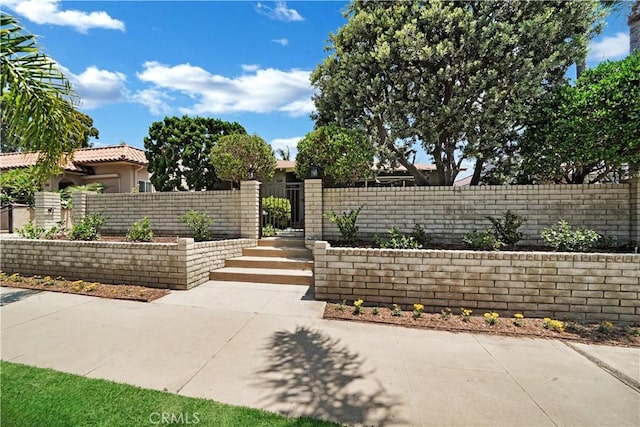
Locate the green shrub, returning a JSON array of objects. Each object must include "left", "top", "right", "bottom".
[
  {"left": 17, "top": 221, "right": 45, "bottom": 239},
  {"left": 262, "top": 196, "right": 291, "bottom": 229},
  {"left": 541, "top": 220, "right": 601, "bottom": 252},
  {"left": 375, "top": 226, "right": 422, "bottom": 249},
  {"left": 487, "top": 210, "right": 527, "bottom": 246},
  {"left": 180, "top": 210, "right": 213, "bottom": 242},
  {"left": 126, "top": 217, "right": 154, "bottom": 242},
  {"left": 69, "top": 214, "right": 107, "bottom": 241},
  {"left": 463, "top": 230, "right": 506, "bottom": 251},
  {"left": 261, "top": 224, "right": 277, "bottom": 237},
  {"left": 324, "top": 205, "right": 363, "bottom": 245},
  {"left": 412, "top": 224, "right": 430, "bottom": 248}
]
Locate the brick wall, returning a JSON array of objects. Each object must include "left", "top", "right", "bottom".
[
  {"left": 82, "top": 191, "right": 242, "bottom": 237},
  {"left": 314, "top": 242, "right": 640, "bottom": 323},
  {"left": 0, "top": 237, "right": 255, "bottom": 290},
  {"left": 318, "top": 183, "right": 633, "bottom": 245}
]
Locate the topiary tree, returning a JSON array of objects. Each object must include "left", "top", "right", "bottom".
[
  {"left": 210, "top": 134, "right": 277, "bottom": 186},
  {"left": 295, "top": 125, "right": 374, "bottom": 187}
]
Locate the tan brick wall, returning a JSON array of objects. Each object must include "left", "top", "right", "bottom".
[
  {"left": 0, "top": 237, "right": 255, "bottom": 290},
  {"left": 240, "top": 180, "right": 260, "bottom": 240},
  {"left": 34, "top": 192, "right": 61, "bottom": 229},
  {"left": 304, "top": 179, "right": 323, "bottom": 249},
  {"left": 314, "top": 241, "right": 640, "bottom": 323},
  {"left": 84, "top": 191, "right": 242, "bottom": 237},
  {"left": 630, "top": 177, "right": 640, "bottom": 247},
  {"left": 321, "top": 184, "right": 632, "bottom": 245}
]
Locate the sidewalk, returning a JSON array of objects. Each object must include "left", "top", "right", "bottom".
[{"left": 1, "top": 282, "right": 639, "bottom": 426}]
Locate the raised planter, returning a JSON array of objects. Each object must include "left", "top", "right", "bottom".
[
  {"left": 313, "top": 241, "right": 640, "bottom": 323},
  {"left": 0, "top": 237, "right": 256, "bottom": 290}
]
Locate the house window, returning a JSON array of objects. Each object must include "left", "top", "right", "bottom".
[{"left": 138, "top": 180, "right": 153, "bottom": 193}]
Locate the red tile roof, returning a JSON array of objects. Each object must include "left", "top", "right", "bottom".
[{"left": 0, "top": 145, "right": 148, "bottom": 172}]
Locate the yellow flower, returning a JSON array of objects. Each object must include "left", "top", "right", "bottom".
[
  {"left": 413, "top": 303, "right": 424, "bottom": 311},
  {"left": 353, "top": 299, "right": 364, "bottom": 307},
  {"left": 514, "top": 313, "right": 524, "bottom": 319}
]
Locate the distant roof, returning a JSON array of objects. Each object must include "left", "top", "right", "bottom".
[
  {"left": 0, "top": 145, "right": 148, "bottom": 172},
  {"left": 454, "top": 175, "right": 473, "bottom": 187},
  {"left": 275, "top": 160, "right": 438, "bottom": 172},
  {"left": 276, "top": 160, "right": 296, "bottom": 170}
]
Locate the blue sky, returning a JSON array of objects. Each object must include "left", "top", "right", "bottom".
[{"left": 3, "top": 0, "right": 635, "bottom": 166}]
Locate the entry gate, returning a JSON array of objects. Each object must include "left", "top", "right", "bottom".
[{"left": 260, "top": 182, "right": 304, "bottom": 233}]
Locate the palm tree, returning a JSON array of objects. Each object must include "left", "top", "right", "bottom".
[
  {"left": 275, "top": 146, "right": 291, "bottom": 161},
  {"left": 1, "top": 13, "right": 82, "bottom": 179}
]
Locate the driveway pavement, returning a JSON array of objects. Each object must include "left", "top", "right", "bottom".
[{"left": 1, "top": 282, "right": 639, "bottom": 426}]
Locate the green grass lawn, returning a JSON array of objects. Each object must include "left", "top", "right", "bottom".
[{"left": 0, "top": 361, "right": 340, "bottom": 427}]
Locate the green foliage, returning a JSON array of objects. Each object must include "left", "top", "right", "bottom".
[
  {"left": 210, "top": 134, "right": 276, "bottom": 185},
  {"left": 375, "top": 226, "right": 422, "bottom": 249},
  {"left": 463, "top": 230, "right": 506, "bottom": 251},
  {"left": 541, "top": 220, "right": 601, "bottom": 252},
  {"left": 262, "top": 196, "right": 291, "bottom": 229},
  {"left": 1, "top": 13, "right": 84, "bottom": 180},
  {"left": 324, "top": 205, "right": 363, "bottom": 245},
  {"left": 180, "top": 210, "right": 214, "bottom": 242},
  {"left": 412, "top": 225, "right": 430, "bottom": 248},
  {"left": 294, "top": 125, "right": 375, "bottom": 187},
  {"left": 69, "top": 214, "right": 107, "bottom": 241},
  {"left": 126, "top": 217, "right": 154, "bottom": 242},
  {"left": 261, "top": 224, "right": 277, "bottom": 237},
  {"left": 144, "top": 115, "right": 246, "bottom": 191},
  {"left": 0, "top": 167, "right": 42, "bottom": 207},
  {"left": 311, "top": 1, "right": 602, "bottom": 185},
  {"left": 17, "top": 220, "right": 45, "bottom": 239},
  {"left": 519, "top": 52, "right": 640, "bottom": 184},
  {"left": 58, "top": 182, "right": 106, "bottom": 209},
  {"left": 487, "top": 211, "right": 527, "bottom": 246}
]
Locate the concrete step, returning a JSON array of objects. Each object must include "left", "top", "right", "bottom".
[
  {"left": 258, "top": 237, "right": 306, "bottom": 248},
  {"left": 225, "top": 256, "right": 313, "bottom": 271},
  {"left": 209, "top": 267, "right": 313, "bottom": 286},
  {"left": 243, "top": 246, "right": 312, "bottom": 259}
]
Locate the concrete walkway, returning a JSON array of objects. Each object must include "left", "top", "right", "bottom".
[{"left": 1, "top": 282, "right": 639, "bottom": 426}]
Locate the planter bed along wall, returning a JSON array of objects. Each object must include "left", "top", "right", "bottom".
[
  {"left": 313, "top": 241, "right": 640, "bottom": 323},
  {"left": 0, "top": 237, "right": 256, "bottom": 290}
]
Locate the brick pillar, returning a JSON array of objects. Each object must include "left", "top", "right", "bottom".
[
  {"left": 304, "top": 179, "right": 323, "bottom": 249},
  {"left": 71, "top": 192, "right": 87, "bottom": 224},
  {"left": 34, "top": 192, "right": 61, "bottom": 229},
  {"left": 240, "top": 180, "right": 260, "bottom": 240},
  {"left": 631, "top": 177, "right": 640, "bottom": 247}
]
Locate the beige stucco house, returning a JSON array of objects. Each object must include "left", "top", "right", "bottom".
[{"left": 0, "top": 145, "right": 152, "bottom": 193}]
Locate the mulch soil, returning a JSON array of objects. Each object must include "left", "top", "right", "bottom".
[
  {"left": 324, "top": 304, "right": 640, "bottom": 347},
  {"left": 1, "top": 275, "right": 169, "bottom": 302}
]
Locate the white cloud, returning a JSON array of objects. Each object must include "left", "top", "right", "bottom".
[
  {"left": 241, "top": 64, "right": 261, "bottom": 72},
  {"left": 588, "top": 32, "right": 629, "bottom": 62},
  {"left": 5, "top": 0, "right": 125, "bottom": 33},
  {"left": 271, "top": 137, "right": 302, "bottom": 159},
  {"left": 272, "top": 38, "right": 289, "bottom": 46},
  {"left": 136, "top": 61, "right": 314, "bottom": 117},
  {"left": 132, "top": 89, "right": 173, "bottom": 116},
  {"left": 278, "top": 99, "right": 315, "bottom": 117},
  {"left": 256, "top": 1, "right": 304, "bottom": 22},
  {"left": 61, "top": 65, "right": 129, "bottom": 109}
]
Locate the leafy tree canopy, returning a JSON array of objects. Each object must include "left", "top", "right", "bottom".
[
  {"left": 518, "top": 52, "right": 640, "bottom": 184},
  {"left": 312, "top": 0, "right": 602, "bottom": 185},
  {"left": 295, "top": 125, "right": 375, "bottom": 187},
  {"left": 210, "top": 134, "right": 276, "bottom": 185},
  {"left": 143, "top": 115, "right": 246, "bottom": 191},
  {"left": 1, "top": 13, "right": 84, "bottom": 179},
  {"left": 0, "top": 167, "right": 42, "bottom": 207}
]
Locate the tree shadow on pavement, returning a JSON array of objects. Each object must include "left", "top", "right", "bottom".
[
  {"left": 255, "top": 326, "right": 403, "bottom": 426},
  {"left": 0, "top": 289, "right": 39, "bottom": 306}
]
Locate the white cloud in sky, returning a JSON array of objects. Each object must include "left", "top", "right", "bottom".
[
  {"left": 5, "top": 0, "right": 125, "bottom": 33},
  {"left": 278, "top": 99, "right": 315, "bottom": 117},
  {"left": 271, "top": 137, "right": 302, "bottom": 159},
  {"left": 241, "top": 64, "right": 261, "bottom": 72},
  {"left": 136, "top": 61, "right": 314, "bottom": 117},
  {"left": 61, "top": 65, "right": 129, "bottom": 109},
  {"left": 132, "top": 89, "right": 173, "bottom": 116},
  {"left": 588, "top": 32, "right": 629, "bottom": 62},
  {"left": 255, "top": 1, "right": 304, "bottom": 22},
  {"left": 272, "top": 38, "right": 289, "bottom": 46}
]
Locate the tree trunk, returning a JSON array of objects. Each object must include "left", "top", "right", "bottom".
[
  {"left": 470, "top": 158, "right": 484, "bottom": 186},
  {"left": 630, "top": 1, "right": 640, "bottom": 54},
  {"left": 576, "top": 57, "right": 587, "bottom": 79},
  {"left": 374, "top": 118, "right": 430, "bottom": 185}
]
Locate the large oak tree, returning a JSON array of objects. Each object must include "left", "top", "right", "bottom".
[{"left": 312, "top": 0, "right": 602, "bottom": 185}]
